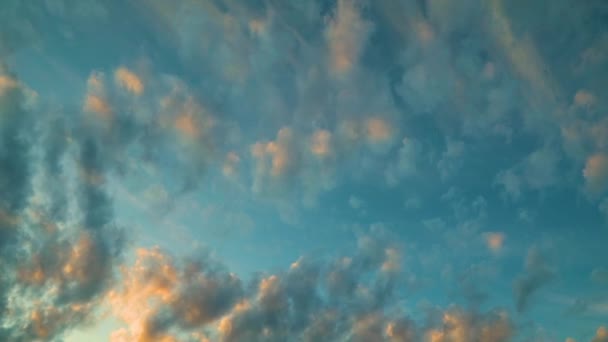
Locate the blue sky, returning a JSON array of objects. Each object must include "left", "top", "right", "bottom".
[{"left": 1, "top": 0, "right": 607, "bottom": 341}]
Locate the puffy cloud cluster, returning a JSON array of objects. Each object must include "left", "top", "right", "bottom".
[
  {"left": 0, "top": 65, "right": 125, "bottom": 340},
  {"left": 1, "top": 0, "right": 607, "bottom": 340},
  {"left": 108, "top": 248, "right": 241, "bottom": 341},
  {"left": 78, "top": 64, "right": 220, "bottom": 193},
  {"left": 424, "top": 309, "right": 512, "bottom": 342},
  {"left": 249, "top": 116, "right": 400, "bottom": 207},
  {"left": 105, "top": 230, "right": 517, "bottom": 342}
]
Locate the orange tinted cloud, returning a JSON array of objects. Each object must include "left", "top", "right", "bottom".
[
  {"left": 485, "top": 232, "right": 505, "bottom": 253},
  {"left": 174, "top": 113, "right": 200, "bottom": 139},
  {"left": 366, "top": 117, "right": 392, "bottom": 142},
  {"left": 223, "top": 151, "right": 240, "bottom": 179},
  {"left": 108, "top": 247, "right": 241, "bottom": 341},
  {"left": 115, "top": 67, "right": 144, "bottom": 95},
  {"left": 0, "top": 75, "right": 18, "bottom": 96},
  {"left": 381, "top": 248, "right": 400, "bottom": 272},
  {"left": 593, "top": 326, "right": 608, "bottom": 342},
  {"left": 83, "top": 72, "right": 112, "bottom": 120},
  {"left": 326, "top": 0, "right": 371, "bottom": 75},
  {"left": 251, "top": 127, "right": 295, "bottom": 179},
  {"left": 107, "top": 248, "right": 179, "bottom": 342},
  {"left": 584, "top": 153, "right": 608, "bottom": 194},
  {"left": 84, "top": 95, "right": 112, "bottom": 117},
  {"left": 574, "top": 89, "right": 595, "bottom": 107},
  {"left": 310, "top": 129, "right": 332, "bottom": 157}
]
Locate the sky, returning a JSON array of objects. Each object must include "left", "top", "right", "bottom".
[{"left": 0, "top": 0, "right": 607, "bottom": 341}]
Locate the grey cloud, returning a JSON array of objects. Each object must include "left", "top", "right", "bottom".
[
  {"left": 0, "top": 67, "right": 124, "bottom": 341},
  {"left": 514, "top": 248, "right": 555, "bottom": 312},
  {"left": 591, "top": 268, "right": 608, "bottom": 285},
  {"left": 496, "top": 146, "right": 561, "bottom": 200},
  {"left": 216, "top": 231, "right": 452, "bottom": 342},
  {"left": 0, "top": 67, "right": 35, "bottom": 341},
  {"left": 385, "top": 137, "right": 421, "bottom": 186},
  {"left": 0, "top": 68, "right": 33, "bottom": 249}
]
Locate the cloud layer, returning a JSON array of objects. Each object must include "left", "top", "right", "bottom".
[{"left": 0, "top": 0, "right": 607, "bottom": 341}]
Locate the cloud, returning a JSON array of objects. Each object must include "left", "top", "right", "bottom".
[
  {"left": 2, "top": 0, "right": 607, "bottom": 340},
  {"left": 114, "top": 67, "right": 144, "bottom": 95},
  {"left": 574, "top": 89, "right": 596, "bottom": 108},
  {"left": 326, "top": 0, "right": 372, "bottom": 76},
  {"left": 310, "top": 129, "right": 332, "bottom": 158},
  {"left": 78, "top": 65, "right": 220, "bottom": 194},
  {"left": 222, "top": 151, "right": 241, "bottom": 180},
  {"left": 513, "top": 248, "right": 555, "bottom": 312},
  {"left": 250, "top": 127, "right": 298, "bottom": 194},
  {"left": 593, "top": 326, "right": 608, "bottom": 342},
  {"left": 2, "top": 139, "right": 125, "bottom": 339},
  {"left": 496, "top": 147, "right": 560, "bottom": 199},
  {"left": 584, "top": 153, "right": 608, "bottom": 195},
  {"left": 0, "top": 66, "right": 36, "bottom": 340},
  {"left": 349, "top": 195, "right": 364, "bottom": 210},
  {"left": 0, "top": 68, "right": 32, "bottom": 247},
  {"left": 365, "top": 118, "right": 393, "bottom": 143},
  {"left": 0, "top": 70, "right": 125, "bottom": 341},
  {"left": 484, "top": 232, "right": 506, "bottom": 253},
  {"left": 424, "top": 309, "right": 512, "bottom": 342},
  {"left": 437, "top": 140, "right": 465, "bottom": 180},
  {"left": 83, "top": 72, "right": 112, "bottom": 120},
  {"left": 108, "top": 247, "right": 242, "bottom": 341},
  {"left": 385, "top": 137, "right": 421, "bottom": 186},
  {"left": 0, "top": 75, "right": 19, "bottom": 96},
  {"left": 385, "top": 317, "right": 416, "bottom": 342},
  {"left": 106, "top": 231, "right": 408, "bottom": 342},
  {"left": 248, "top": 125, "right": 344, "bottom": 207},
  {"left": 591, "top": 268, "right": 608, "bottom": 285}
]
